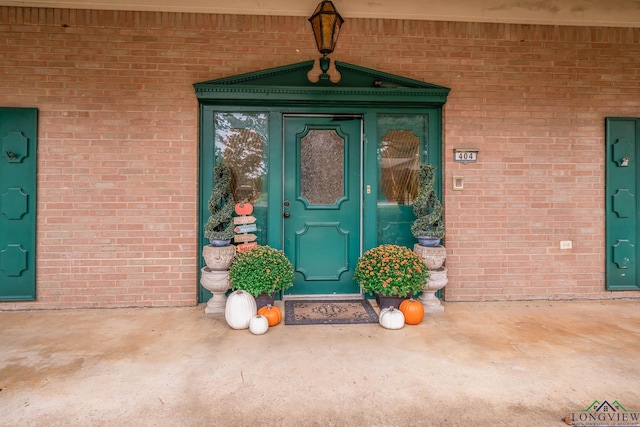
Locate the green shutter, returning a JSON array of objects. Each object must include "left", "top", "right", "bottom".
[
  {"left": 0, "top": 107, "right": 38, "bottom": 301},
  {"left": 605, "top": 117, "right": 639, "bottom": 290}
]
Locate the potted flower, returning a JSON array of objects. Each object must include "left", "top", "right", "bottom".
[
  {"left": 228, "top": 245, "right": 294, "bottom": 309},
  {"left": 411, "top": 164, "right": 445, "bottom": 247},
  {"left": 204, "top": 162, "right": 235, "bottom": 246},
  {"left": 354, "top": 244, "right": 428, "bottom": 309}
]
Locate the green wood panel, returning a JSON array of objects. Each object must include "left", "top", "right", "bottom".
[
  {"left": 605, "top": 117, "right": 639, "bottom": 290},
  {"left": 0, "top": 107, "right": 37, "bottom": 301}
]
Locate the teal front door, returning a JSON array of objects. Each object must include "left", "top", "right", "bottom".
[{"left": 283, "top": 116, "right": 362, "bottom": 296}]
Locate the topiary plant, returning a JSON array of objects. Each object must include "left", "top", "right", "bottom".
[
  {"left": 411, "top": 164, "right": 445, "bottom": 241},
  {"left": 204, "top": 163, "right": 235, "bottom": 242}
]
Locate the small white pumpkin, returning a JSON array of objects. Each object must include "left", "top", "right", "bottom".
[
  {"left": 225, "top": 290, "right": 257, "bottom": 329},
  {"left": 249, "top": 315, "right": 269, "bottom": 335},
  {"left": 379, "top": 306, "right": 405, "bottom": 330}
]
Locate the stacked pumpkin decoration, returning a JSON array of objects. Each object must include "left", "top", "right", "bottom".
[
  {"left": 225, "top": 290, "right": 284, "bottom": 334},
  {"left": 399, "top": 298, "right": 424, "bottom": 325}
]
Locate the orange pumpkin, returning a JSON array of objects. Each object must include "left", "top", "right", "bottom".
[
  {"left": 399, "top": 298, "right": 424, "bottom": 325},
  {"left": 234, "top": 202, "right": 253, "bottom": 216},
  {"left": 257, "top": 304, "right": 282, "bottom": 326}
]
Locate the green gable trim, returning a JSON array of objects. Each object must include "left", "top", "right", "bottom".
[{"left": 194, "top": 61, "right": 450, "bottom": 107}]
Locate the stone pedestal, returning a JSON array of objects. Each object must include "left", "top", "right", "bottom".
[
  {"left": 413, "top": 244, "right": 446, "bottom": 270},
  {"left": 202, "top": 245, "right": 236, "bottom": 271},
  {"left": 414, "top": 244, "right": 448, "bottom": 312},
  {"left": 200, "top": 267, "right": 230, "bottom": 314},
  {"left": 419, "top": 267, "right": 448, "bottom": 313}
]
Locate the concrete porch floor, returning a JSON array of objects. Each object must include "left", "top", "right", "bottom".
[{"left": 1, "top": 300, "right": 639, "bottom": 427}]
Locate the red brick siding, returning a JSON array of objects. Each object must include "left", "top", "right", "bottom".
[{"left": 1, "top": 7, "right": 639, "bottom": 308}]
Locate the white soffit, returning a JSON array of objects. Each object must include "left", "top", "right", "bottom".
[{"left": 1, "top": 0, "right": 640, "bottom": 28}]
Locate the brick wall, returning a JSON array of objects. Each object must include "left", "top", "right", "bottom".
[{"left": 1, "top": 7, "right": 639, "bottom": 308}]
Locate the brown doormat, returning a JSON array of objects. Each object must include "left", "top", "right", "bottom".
[{"left": 284, "top": 299, "right": 379, "bottom": 325}]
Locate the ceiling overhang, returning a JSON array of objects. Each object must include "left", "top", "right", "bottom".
[{"left": 2, "top": 0, "right": 640, "bottom": 28}]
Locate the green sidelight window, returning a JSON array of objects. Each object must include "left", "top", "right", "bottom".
[
  {"left": 213, "top": 113, "right": 268, "bottom": 244},
  {"left": 376, "top": 114, "right": 429, "bottom": 247}
]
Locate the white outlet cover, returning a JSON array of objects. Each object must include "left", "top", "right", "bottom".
[{"left": 560, "top": 241, "right": 573, "bottom": 249}]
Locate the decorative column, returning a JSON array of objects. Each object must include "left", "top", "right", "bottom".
[
  {"left": 413, "top": 244, "right": 448, "bottom": 313},
  {"left": 200, "top": 245, "right": 236, "bottom": 314}
]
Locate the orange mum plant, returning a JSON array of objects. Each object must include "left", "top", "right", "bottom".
[{"left": 354, "top": 244, "right": 428, "bottom": 297}]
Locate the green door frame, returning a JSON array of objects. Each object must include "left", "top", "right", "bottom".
[{"left": 195, "top": 61, "right": 449, "bottom": 302}]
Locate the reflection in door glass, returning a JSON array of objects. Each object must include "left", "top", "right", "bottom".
[
  {"left": 300, "top": 129, "right": 344, "bottom": 205},
  {"left": 214, "top": 113, "right": 268, "bottom": 204},
  {"left": 379, "top": 130, "right": 420, "bottom": 205}
]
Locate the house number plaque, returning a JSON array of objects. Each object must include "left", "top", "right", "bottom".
[{"left": 454, "top": 148, "right": 478, "bottom": 164}]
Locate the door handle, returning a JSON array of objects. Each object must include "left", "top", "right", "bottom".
[{"left": 283, "top": 211, "right": 290, "bottom": 218}]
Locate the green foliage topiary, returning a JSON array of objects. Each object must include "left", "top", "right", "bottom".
[
  {"left": 228, "top": 246, "right": 294, "bottom": 297},
  {"left": 411, "top": 164, "right": 445, "bottom": 240},
  {"left": 204, "top": 163, "right": 235, "bottom": 241}
]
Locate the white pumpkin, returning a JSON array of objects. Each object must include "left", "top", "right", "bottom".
[
  {"left": 379, "top": 306, "right": 405, "bottom": 330},
  {"left": 249, "top": 315, "right": 269, "bottom": 335},
  {"left": 225, "top": 290, "right": 257, "bottom": 329}
]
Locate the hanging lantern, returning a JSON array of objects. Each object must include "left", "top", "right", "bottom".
[{"left": 308, "top": 1, "right": 344, "bottom": 57}]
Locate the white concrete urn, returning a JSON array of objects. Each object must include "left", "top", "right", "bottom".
[
  {"left": 419, "top": 266, "right": 448, "bottom": 313},
  {"left": 202, "top": 244, "right": 236, "bottom": 271},
  {"left": 413, "top": 244, "right": 446, "bottom": 270},
  {"left": 200, "top": 267, "right": 230, "bottom": 314}
]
